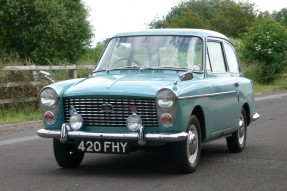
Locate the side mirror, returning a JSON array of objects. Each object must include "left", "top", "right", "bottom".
[
  {"left": 179, "top": 71, "right": 193, "bottom": 81},
  {"left": 39, "top": 71, "right": 55, "bottom": 83}
]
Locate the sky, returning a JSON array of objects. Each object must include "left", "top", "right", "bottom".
[{"left": 83, "top": 0, "right": 287, "bottom": 45}]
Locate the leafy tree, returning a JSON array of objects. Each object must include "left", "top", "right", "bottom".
[
  {"left": 241, "top": 18, "right": 287, "bottom": 83},
  {"left": 153, "top": 7, "right": 211, "bottom": 29},
  {"left": 0, "top": 0, "right": 93, "bottom": 65},
  {"left": 76, "top": 39, "right": 108, "bottom": 65},
  {"left": 258, "top": 8, "right": 287, "bottom": 27},
  {"left": 149, "top": 0, "right": 256, "bottom": 38},
  {"left": 272, "top": 8, "right": 287, "bottom": 27}
]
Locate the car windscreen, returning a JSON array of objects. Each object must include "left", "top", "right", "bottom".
[{"left": 95, "top": 35, "right": 203, "bottom": 72}]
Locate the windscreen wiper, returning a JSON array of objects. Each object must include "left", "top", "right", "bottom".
[
  {"left": 151, "top": 66, "right": 188, "bottom": 71},
  {"left": 105, "top": 66, "right": 154, "bottom": 73}
]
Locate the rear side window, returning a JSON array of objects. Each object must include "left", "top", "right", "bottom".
[
  {"left": 224, "top": 43, "right": 239, "bottom": 74},
  {"left": 207, "top": 41, "right": 226, "bottom": 73}
]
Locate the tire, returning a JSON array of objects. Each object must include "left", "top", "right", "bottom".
[
  {"left": 53, "top": 139, "right": 85, "bottom": 168},
  {"left": 226, "top": 108, "right": 247, "bottom": 153},
  {"left": 172, "top": 115, "right": 201, "bottom": 173}
]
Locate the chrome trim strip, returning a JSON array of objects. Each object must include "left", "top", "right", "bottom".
[
  {"left": 251, "top": 112, "right": 260, "bottom": 121},
  {"left": 37, "top": 129, "right": 188, "bottom": 142},
  {"left": 179, "top": 90, "right": 237, "bottom": 100}
]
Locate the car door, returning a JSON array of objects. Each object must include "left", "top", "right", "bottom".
[{"left": 206, "top": 40, "right": 239, "bottom": 134}]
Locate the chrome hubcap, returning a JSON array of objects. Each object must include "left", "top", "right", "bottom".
[
  {"left": 238, "top": 113, "right": 245, "bottom": 145},
  {"left": 187, "top": 125, "right": 198, "bottom": 164}
]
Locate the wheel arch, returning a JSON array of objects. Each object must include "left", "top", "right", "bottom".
[{"left": 191, "top": 105, "right": 206, "bottom": 141}]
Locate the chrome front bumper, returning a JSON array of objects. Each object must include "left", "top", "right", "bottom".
[{"left": 37, "top": 124, "right": 188, "bottom": 146}]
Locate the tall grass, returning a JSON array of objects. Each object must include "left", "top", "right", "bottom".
[
  {"left": 0, "top": 104, "right": 41, "bottom": 125},
  {"left": 254, "top": 76, "right": 287, "bottom": 94}
]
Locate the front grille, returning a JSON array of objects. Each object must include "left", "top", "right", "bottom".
[{"left": 63, "top": 98, "right": 158, "bottom": 127}]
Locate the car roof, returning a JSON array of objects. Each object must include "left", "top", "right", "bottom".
[{"left": 112, "top": 29, "right": 230, "bottom": 41}]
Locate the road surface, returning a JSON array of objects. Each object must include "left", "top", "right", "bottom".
[{"left": 0, "top": 91, "right": 287, "bottom": 191}]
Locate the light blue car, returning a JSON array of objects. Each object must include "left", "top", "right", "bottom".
[{"left": 38, "top": 29, "right": 260, "bottom": 173}]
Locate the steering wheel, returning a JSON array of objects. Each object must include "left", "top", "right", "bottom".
[{"left": 112, "top": 58, "right": 141, "bottom": 67}]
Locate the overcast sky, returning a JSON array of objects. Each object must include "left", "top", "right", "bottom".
[{"left": 83, "top": 0, "right": 287, "bottom": 45}]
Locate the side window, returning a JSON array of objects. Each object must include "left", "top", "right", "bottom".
[
  {"left": 224, "top": 43, "right": 239, "bottom": 73},
  {"left": 207, "top": 41, "right": 226, "bottom": 73}
]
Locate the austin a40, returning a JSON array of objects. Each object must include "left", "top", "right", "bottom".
[{"left": 38, "top": 29, "right": 259, "bottom": 173}]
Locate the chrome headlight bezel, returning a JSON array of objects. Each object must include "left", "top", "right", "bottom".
[
  {"left": 40, "top": 87, "right": 59, "bottom": 107},
  {"left": 156, "top": 88, "right": 178, "bottom": 127},
  {"left": 156, "top": 88, "right": 177, "bottom": 110},
  {"left": 40, "top": 86, "right": 60, "bottom": 126}
]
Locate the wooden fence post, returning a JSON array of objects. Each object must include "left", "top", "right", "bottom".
[
  {"left": 69, "top": 65, "right": 77, "bottom": 79},
  {"left": 27, "top": 65, "right": 38, "bottom": 81}
]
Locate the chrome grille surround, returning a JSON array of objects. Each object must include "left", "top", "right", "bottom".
[{"left": 63, "top": 98, "right": 158, "bottom": 127}]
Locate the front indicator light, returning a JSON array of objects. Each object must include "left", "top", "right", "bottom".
[
  {"left": 160, "top": 113, "right": 173, "bottom": 128},
  {"left": 44, "top": 111, "right": 55, "bottom": 125}
]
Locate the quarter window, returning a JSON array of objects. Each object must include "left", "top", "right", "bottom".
[
  {"left": 225, "top": 43, "right": 239, "bottom": 73},
  {"left": 207, "top": 42, "right": 226, "bottom": 73}
]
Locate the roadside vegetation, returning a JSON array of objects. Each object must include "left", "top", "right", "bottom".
[{"left": 0, "top": 0, "right": 287, "bottom": 125}]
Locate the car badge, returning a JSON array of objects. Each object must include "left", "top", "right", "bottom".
[
  {"left": 69, "top": 107, "right": 77, "bottom": 115},
  {"left": 101, "top": 103, "right": 113, "bottom": 112}
]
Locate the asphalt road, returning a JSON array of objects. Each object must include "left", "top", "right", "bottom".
[{"left": 0, "top": 92, "right": 287, "bottom": 191}]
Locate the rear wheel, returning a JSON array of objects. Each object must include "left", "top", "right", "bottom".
[
  {"left": 172, "top": 115, "right": 201, "bottom": 173},
  {"left": 53, "top": 139, "right": 85, "bottom": 168},
  {"left": 226, "top": 108, "right": 247, "bottom": 153}
]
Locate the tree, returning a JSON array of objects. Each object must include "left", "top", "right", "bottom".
[
  {"left": 0, "top": 0, "right": 93, "bottom": 65},
  {"left": 149, "top": 0, "right": 256, "bottom": 38},
  {"left": 272, "top": 8, "right": 287, "bottom": 27},
  {"left": 76, "top": 38, "right": 108, "bottom": 65},
  {"left": 155, "top": 7, "right": 211, "bottom": 29},
  {"left": 257, "top": 8, "right": 287, "bottom": 27},
  {"left": 241, "top": 18, "right": 287, "bottom": 83}
]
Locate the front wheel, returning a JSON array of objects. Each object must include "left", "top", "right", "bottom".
[
  {"left": 172, "top": 115, "right": 201, "bottom": 173},
  {"left": 226, "top": 108, "right": 247, "bottom": 153},
  {"left": 53, "top": 139, "right": 85, "bottom": 168}
]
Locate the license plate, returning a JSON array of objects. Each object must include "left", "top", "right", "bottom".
[{"left": 76, "top": 140, "right": 130, "bottom": 154}]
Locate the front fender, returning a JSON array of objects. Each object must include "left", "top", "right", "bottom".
[{"left": 41, "top": 78, "right": 85, "bottom": 130}]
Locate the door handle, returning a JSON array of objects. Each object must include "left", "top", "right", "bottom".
[{"left": 234, "top": 82, "right": 239, "bottom": 87}]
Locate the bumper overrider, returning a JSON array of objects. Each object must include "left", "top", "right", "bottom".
[{"left": 37, "top": 123, "right": 188, "bottom": 146}]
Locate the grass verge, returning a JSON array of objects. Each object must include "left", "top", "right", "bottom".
[
  {"left": 254, "top": 77, "right": 287, "bottom": 95},
  {"left": 0, "top": 106, "right": 41, "bottom": 126}
]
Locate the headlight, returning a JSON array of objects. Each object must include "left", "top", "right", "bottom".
[
  {"left": 40, "top": 87, "right": 58, "bottom": 107},
  {"left": 156, "top": 88, "right": 176, "bottom": 110},
  {"left": 126, "top": 114, "right": 142, "bottom": 132},
  {"left": 69, "top": 114, "right": 83, "bottom": 130}
]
